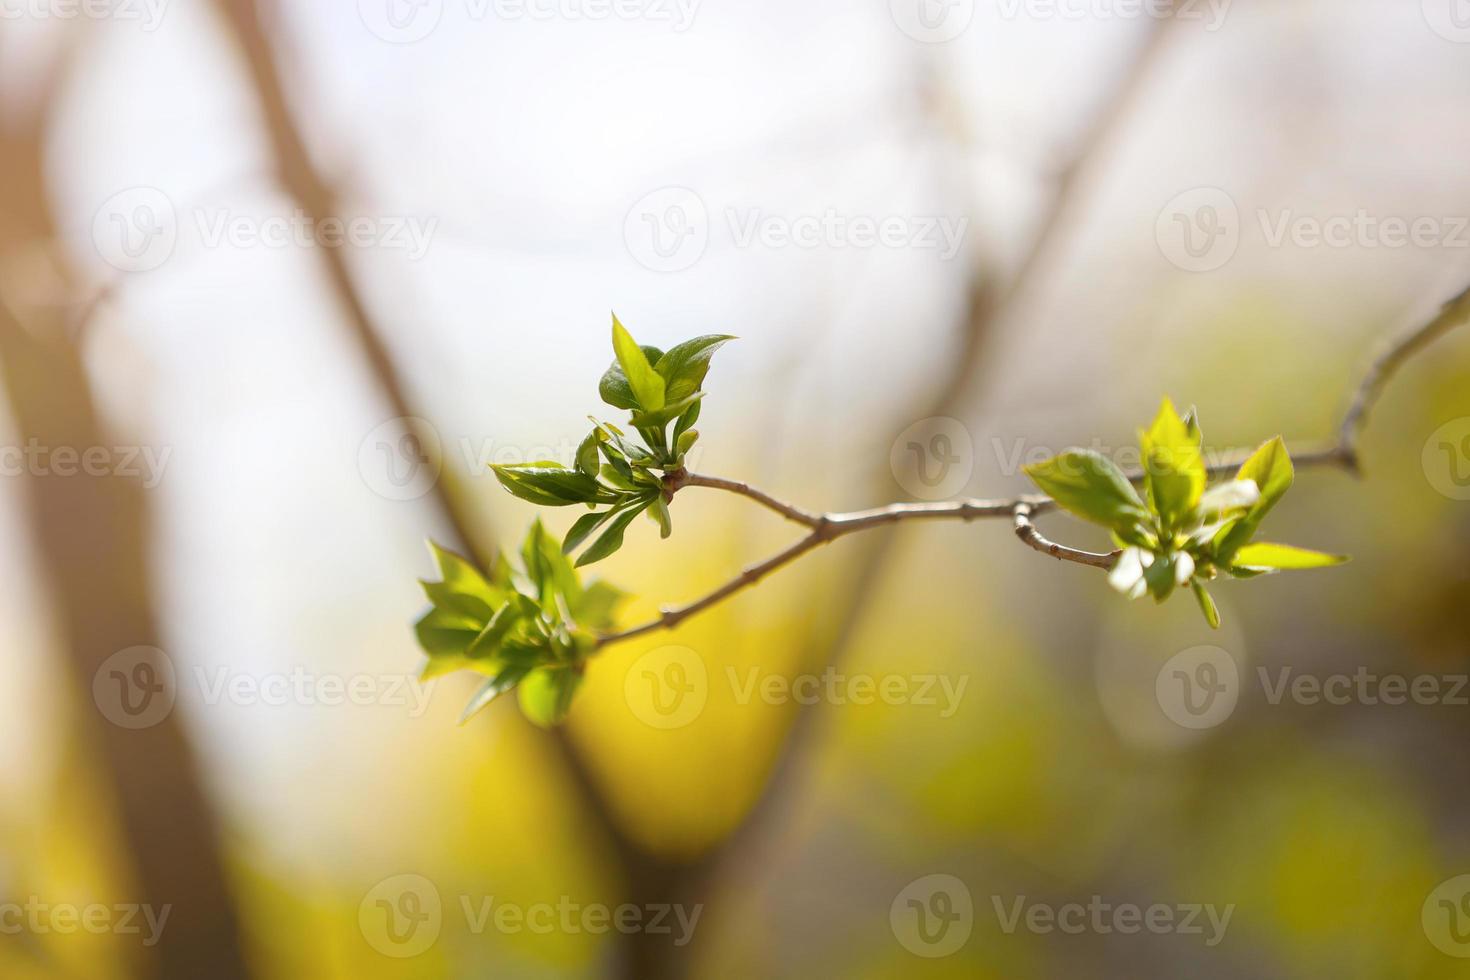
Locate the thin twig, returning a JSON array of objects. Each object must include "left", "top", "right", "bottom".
[
  {"left": 1013, "top": 504, "right": 1119, "bottom": 569},
  {"left": 594, "top": 282, "right": 1470, "bottom": 649},
  {"left": 1336, "top": 283, "right": 1470, "bottom": 469},
  {"left": 681, "top": 473, "right": 821, "bottom": 526}
]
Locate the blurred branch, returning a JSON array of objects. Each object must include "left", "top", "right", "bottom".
[
  {"left": 1337, "top": 282, "right": 1470, "bottom": 470},
  {"left": 0, "top": 31, "right": 253, "bottom": 980},
  {"left": 0, "top": 300, "right": 254, "bottom": 980}
]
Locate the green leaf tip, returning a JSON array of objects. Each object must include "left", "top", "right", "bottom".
[{"left": 412, "top": 525, "right": 625, "bottom": 726}]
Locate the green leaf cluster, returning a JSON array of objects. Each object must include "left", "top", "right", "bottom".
[
  {"left": 414, "top": 525, "right": 625, "bottom": 725},
  {"left": 490, "top": 315, "right": 734, "bottom": 566},
  {"left": 1024, "top": 399, "right": 1348, "bottom": 628}
]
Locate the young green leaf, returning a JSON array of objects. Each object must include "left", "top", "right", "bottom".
[
  {"left": 517, "top": 666, "right": 583, "bottom": 727},
  {"left": 570, "top": 580, "right": 626, "bottom": 631},
  {"left": 1191, "top": 579, "right": 1222, "bottom": 629},
  {"left": 630, "top": 391, "right": 704, "bottom": 430},
  {"left": 465, "top": 601, "right": 525, "bottom": 659},
  {"left": 414, "top": 607, "right": 483, "bottom": 656},
  {"left": 521, "top": 520, "right": 584, "bottom": 608},
  {"left": 575, "top": 431, "right": 601, "bottom": 478},
  {"left": 673, "top": 399, "right": 701, "bottom": 444},
  {"left": 459, "top": 664, "right": 533, "bottom": 725},
  {"left": 655, "top": 334, "right": 735, "bottom": 402},
  {"left": 1231, "top": 542, "right": 1349, "bottom": 571},
  {"left": 611, "top": 315, "right": 666, "bottom": 411},
  {"left": 575, "top": 500, "right": 650, "bottom": 567},
  {"left": 1141, "top": 398, "right": 1205, "bottom": 530},
  {"left": 676, "top": 428, "right": 699, "bottom": 457},
  {"left": 562, "top": 508, "right": 619, "bottom": 555},
  {"left": 599, "top": 461, "right": 639, "bottom": 491},
  {"left": 599, "top": 350, "right": 663, "bottom": 411},
  {"left": 1143, "top": 552, "right": 1178, "bottom": 602},
  {"left": 649, "top": 496, "right": 673, "bottom": 539},
  {"left": 1214, "top": 437, "right": 1294, "bottom": 563},
  {"left": 418, "top": 579, "right": 495, "bottom": 624},
  {"left": 428, "top": 541, "right": 509, "bottom": 600},
  {"left": 1024, "top": 450, "right": 1149, "bottom": 532},
  {"left": 491, "top": 462, "right": 611, "bottom": 507},
  {"left": 1237, "top": 436, "right": 1294, "bottom": 513}
]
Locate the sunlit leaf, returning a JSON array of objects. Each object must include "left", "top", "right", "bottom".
[
  {"left": 1141, "top": 397, "right": 1205, "bottom": 529},
  {"left": 655, "top": 334, "right": 735, "bottom": 402},
  {"left": 459, "top": 664, "right": 533, "bottom": 725},
  {"left": 1025, "top": 450, "right": 1149, "bottom": 532},
  {"left": 1232, "top": 542, "right": 1350, "bottom": 571},
  {"left": 1191, "top": 579, "right": 1222, "bottom": 629},
  {"left": 491, "top": 462, "right": 611, "bottom": 507},
  {"left": 1215, "top": 436, "right": 1295, "bottom": 562},
  {"left": 575, "top": 502, "right": 649, "bottom": 567},
  {"left": 611, "top": 315, "right": 666, "bottom": 411},
  {"left": 575, "top": 431, "right": 601, "bottom": 478}
]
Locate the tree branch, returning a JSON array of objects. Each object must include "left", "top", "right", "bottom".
[
  {"left": 593, "top": 281, "right": 1470, "bottom": 649},
  {"left": 1012, "top": 504, "right": 1119, "bottom": 569},
  {"left": 680, "top": 473, "right": 821, "bottom": 526}
]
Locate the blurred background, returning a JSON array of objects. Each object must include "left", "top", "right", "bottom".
[{"left": 2, "top": 0, "right": 1469, "bottom": 977}]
